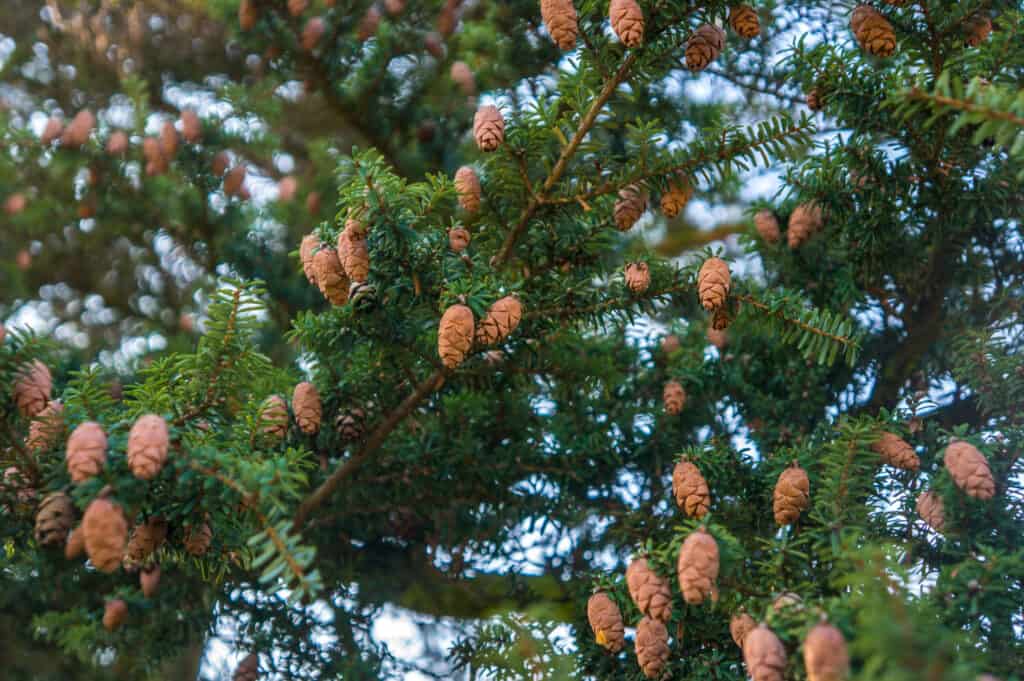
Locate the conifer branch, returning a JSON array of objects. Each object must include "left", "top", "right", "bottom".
[{"left": 906, "top": 88, "right": 1024, "bottom": 128}]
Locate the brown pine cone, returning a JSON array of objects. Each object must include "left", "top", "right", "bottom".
[
  {"left": 127, "top": 414, "right": 169, "bottom": 480},
  {"left": 224, "top": 164, "right": 247, "bottom": 196},
  {"left": 943, "top": 440, "right": 995, "bottom": 500},
  {"left": 744, "top": 625, "right": 787, "bottom": 681},
  {"left": 34, "top": 492, "right": 75, "bottom": 548},
  {"left": 454, "top": 166, "right": 481, "bottom": 213},
  {"left": 61, "top": 110, "right": 96, "bottom": 148},
  {"left": 773, "top": 464, "right": 810, "bottom": 525},
  {"left": 965, "top": 14, "right": 992, "bottom": 47},
  {"left": 41, "top": 116, "right": 63, "bottom": 145},
  {"left": 260, "top": 395, "right": 290, "bottom": 440},
  {"left": 787, "top": 202, "right": 823, "bottom": 248},
  {"left": 358, "top": 6, "right": 382, "bottom": 41},
  {"left": 672, "top": 459, "right": 710, "bottom": 518},
  {"left": 300, "top": 234, "right": 321, "bottom": 284},
  {"left": 183, "top": 521, "right": 213, "bottom": 556},
  {"left": 635, "top": 616, "right": 670, "bottom": 678},
  {"left": 806, "top": 88, "right": 824, "bottom": 111},
  {"left": 729, "top": 5, "right": 761, "bottom": 38},
  {"left": 335, "top": 408, "right": 367, "bottom": 442},
  {"left": 626, "top": 557, "right": 673, "bottom": 623},
  {"left": 450, "top": 61, "right": 477, "bottom": 96},
  {"left": 83, "top": 497, "right": 128, "bottom": 573},
  {"left": 609, "top": 0, "right": 644, "bottom": 47},
  {"left": 661, "top": 334, "right": 681, "bottom": 354},
  {"left": 449, "top": 227, "right": 471, "bottom": 252},
  {"left": 67, "top": 422, "right": 108, "bottom": 483},
  {"left": 239, "top": 0, "right": 257, "bottom": 30},
  {"left": 180, "top": 110, "right": 201, "bottom": 143},
  {"left": 541, "top": 0, "right": 579, "bottom": 49},
  {"left": 677, "top": 527, "right": 719, "bottom": 604},
  {"left": 439, "top": 304, "right": 475, "bottom": 368},
  {"left": 916, "top": 490, "right": 945, "bottom": 533},
  {"left": 159, "top": 121, "right": 178, "bottom": 160},
  {"left": 14, "top": 360, "right": 52, "bottom": 418},
  {"left": 4, "top": 466, "right": 35, "bottom": 506},
  {"left": 698, "top": 257, "right": 731, "bottom": 311},
  {"left": 663, "top": 381, "right": 686, "bottom": 415},
  {"left": 313, "top": 248, "right": 350, "bottom": 305},
  {"left": 754, "top": 209, "right": 780, "bottom": 243},
  {"left": 804, "top": 622, "right": 849, "bottom": 681},
  {"left": 278, "top": 176, "right": 298, "bottom": 202},
  {"left": 234, "top": 653, "right": 260, "bottom": 681},
  {"left": 300, "top": 16, "right": 325, "bottom": 51},
  {"left": 586, "top": 591, "right": 625, "bottom": 652},
  {"left": 107, "top": 130, "right": 129, "bottom": 155},
  {"left": 337, "top": 224, "right": 370, "bottom": 283},
  {"left": 5, "top": 193, "right": 27, "bottom": 215},
  {"left": 124, "top": 517, "right": 168, "bottom": 568},
  {"left": 26, "top": 400, "right": 63, "bottom": 451},
  {"left": 870, "top": 431, "right": 919, "bottom": 471},
  {"left": 385, "top": 0, "right": 406, "bottom": 16},
  {"left": 625, "top": 262, "right": 651, "bottom": 294},
  {"left": 614, "top": 184, "right": 647, "bottom": 231},
  {"left": 288, "top": 0, "right": 307, "bottom": 16},
  {"left": 730, "top": 612, "right": 756, "bottom": 648},
  {"left": 292, "top": 382, "right": 322, "bottom": 435},
  {"left": 686, "top": 24, "right": 726, "bottom": 71},
  {"left": 143, "top": 137, "right": 168, "bottom": 176},
  {"left": 473, "top": 105, "right": 505, "bottom": 152},
  {"left": 661, "top": 174, "right": 693, "bottom": 218},
  {"left": 850, "top": 5, "right": 896, "bottom": 58},
  {"left": 103, "top": 599, "right": 128, "bottom": 632},
  {"left": 212, "top": 151, "right": 230, "bottom": 177},
  {"left": 475, "top": 296, "right": 522, "bottom": 345},
  {"left": 141, "top": 564, "right": 161, "bottom": 597},
  {"left": 66, "top": 524, "right": 86, "bottom": 559},
  {"left": 707, "top": 326, "right": 728, "bottom": 350}
]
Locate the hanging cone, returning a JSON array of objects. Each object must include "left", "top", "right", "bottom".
[
  {"left": 773, "top": 463, "right": 810, "bottom": 525},
  {"left": 103, "top": 599, "right": 128, "bottom": 631},
  {"left": 292, "top": 381, "right": 322, "bottom": 435},
  {"left": 83, "top": 497, "right": 128, "bottom": 573},
  {"left": 66, "top": 524, "right": 86, "bottom": 559},
  {"left": 661, "top": 334, "right": 680, "bottom": 354},
  {"left": 385, "top": 0, "right": 405, "bottom": 15},
  {"left": 707, "top": 326, "right": 728, "bottom": 350},
  {"left": 744, "top": 625, "right": 787, "bottom": 681},
  {"left": 614, "top": 184, "right": 647, "bottom": 231},
  {"left": 41, "top": 116, "right": 63, "bottom": 145},
  {"left": 159, "top": 121, "right": 178, "bottom": 160},
  {"left": 124, "top": 517, "right": 168, "bottom": 568},
  {"left": 127, "top": 414, "right": 169, "bottom": 480},
  {"left": 609, "top": 0, "right": 644, "bottom": 47},
  {"left": 806, "top": 88, "right": 824, "bottom": 111},
  {"left": 850, "top": 5, "right": 896, "bottom": 58},
  {"left": 965, "top": 14, "right": 992, "bottom": 47},
  {"left": 439, "top": 304, "right": 475, "bottom": 368},
  {"left": 14, "top": 360, "right": 51, "bottom": 418},
  {"left": 804, "top": 622, "right": 849, "bottom": 681},
  {"left": 676, "top": 527, "right": 719, "bottom": 604},
  {"left": 140, "top": 564, "right": 161, "bottom": 597},
  {"left": 233, "top": 653, "right": 260, "bottom": 681},
  {"left": 625, "top": 262, "right": 651, "bottom": 293},
  {"left": 337, "top": 224, "right": 370, "bottom": 283},
  {"left": 454, "top": 166, "right": 482, "bottom": 213},
  {"left": 143, "top": 137, "right": 167, "bottom": 176},
  {"left": 475, "top": 296, "right": 523, "bottom": 345},
  {"left": 698, "top": 257, "right": 731, "bottom": 311},
  {"left": 661, "top": 174, "right": 693, "bottom": 218},
  {"left": 224, "top": 165, "right": 247, "bottom": 197},
  {"left": 672, "top": 458, "right": 710, "bottom": 518},
  {"left": 663, "top": 381, "right": 686, "bottom": 415},
  {"left": 180, "top": 110, "right": 201, "bottom": 143},
  {"left": 60, "top": 110, "right": 96, "bottom": 149},
  {"left": 943, "top": 440, "right": 995, "bottom": 500},
  {"left": 729, "top": 5, "right": 761, "bottom": 38},
  {"left": 239, "top": 0, "right": 257, "bottom": 30},
  {"left": 212, "top": 152, "right": 230, "bottom": 177},
  {"left": 626, "top": 557, "right": 673, "bottom": 623},
  {"left": 787, "top": 202, "right": 823, "bottom": 248},
  {"left": 107, "top": 130, "right": 129, "bottom": 155},
  {"left": 313, "top": 248, "right": 350, "bottom": 305},
  {"left": 916, "top": 490, "right": 945, "bottom": 532},
  {"left": 34, "top": 492, "right": 75, "bottom": 548},
  {"left": 685, "top": 24, "right": 726, "bottom": 71},
  {"left": 278, "top": 176, "right": 298, "bottom": 203},
  {"left": 26, "top": 400, "right": 63, "bottom": 451},
  {"left": 335, "top": 408, "right": 367, "bottom": 442},
  {"left": 635, "top": 616, "right": 670, "bottom": 678},
  {"left": 301, "top": 17, "right": 325, "bottom": 50},
  {"left": 450, "top": 61, "right": 477, "bottom": 96},
  {"left": 541, "top": 0, "right": 579, "bottom": 49},
  {"left": 287, "top": 0, "right": 307, "bottom": 16},
  {"left": 586, "top": 591, "right": 625, "bottom": 652},
  {"left": 300, "top": 234, "right": 321, "bottom": 285},
  {"left": 449, "top": 227, "right": 471, "bottom": 252},
  {"left": 473, "top": 105, "right": 505, "bottom": 152},
  {"left": 349, "top": 281, "right": 377, "bottom": 310},
  {"left": 870, "top": 431, "right": 920, "bottom": 471},
  {"left": 357, "top": 6, "right": 382, "bottom": 41},
  {"left": 5, "top": 194, "right": 27, "bottom": 215},
  {"left": 730, "top": 612, "right": 756, "bottom": 648},
  {"left": 183, "top": 521, "right": 213, "bottom": 556},
  {"left": 260, "top": 395, "right": 289, "bottom": 440},
  {"left": 66, "top": 422, "right": 108, "bottom": 483}
]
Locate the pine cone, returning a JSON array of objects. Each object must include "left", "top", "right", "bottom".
[
  {"left": 143, "top": 137, "right": 167, "bottom": 176},
  {"left": 449, "top": 227, "right": 471, "bottom": 252},
  {"left": 661, "top": 334, "right": 680, "bottom": 355},
  {"left": 943, "top": 440, "right": 995, "bottom": 500},
  {"left": 124, "top": 517, "right": 168, "bottom": 568},
  {"left": 744, "top": 625, "right": 787, "bottom": 681},
  {"left": 337, "top": 224, "right": 370, "bottom": 283},
  {"left": 180, "top": 109, "right": 201, "bottom": 143},
  {"left": 224, "top": 164, "right": 247, "bottom": 197},
  {"left": 773, "top": 464, "right": 810, "bottom": 525},
  {"left": 300, "top": 234, "right": 321, "bottom": 285},
  {"left": 965, "top": 14, "right": 992, "bottom": 47},
  {"left": 67, "top": 422, "right": 108, "bottom": 483},
  {"left": 614, "top": 184, "right": 647, "bottom": 231},
  {"left": 260, "top": 395, "right": 290, "bottom": 440},
  {"left": 806, "top": 88, "right": 824, "bottom": 111},
  {"left": 141, "top": 564, "right": 161, "bottom": 597},
  {"left": 663, "top": 381, "right": 686, "bottom": 415},
  {"left": 41, "top": 116, "right": 63, "bottom": 145},
  {"left": 916, "top": 490, "right": 945, "bottom": 533},
  {"left": 335, "top": 408, "right": 367, "bottom": 442},
  {"left": 66, "top": 524, "right": 86, "bottom": 559},
  {"left": 183, "top": 521, "right": 213, "bottom": 556},
  {"left": 729, "top": 5, "right": 761, "bottom": 38},
  {"left": 83, "top": 497, "right": 128, "bottom": 573},
  {"left": 5, "top": 193, "right": 27, "bottom": 215},
  {"left": 14, "top": 360, "right": 52, "bottom": 418},
  {"left": 473, "top": 105, "right": 505, "bottom": 152},
  {"left": 586, "top": 592, "right": 625, "bottom": 652},
  {"left": 26, "top": 400, "right": 63, "bottom": 451},
  {"left": 698, "top": 257, "right": 731, "bottom": 311},
  {"left": 707, "top": 326, "right": 728, "bottom": 350},
  {"left": 686, "top": 24, "right": 726, "bottom": 71},
  {"left": 385, "top": 0, "right": 406, "bottom": 16},
  {"left": 313, "top": 248, "right": 350, "bottom": 305},
  {"left": 34, "top": 492, "right": 75, "bottom": 548},
  {"left": 787, "top": 202, "right": 823, "bottom": 248},
  {"left": 307, "top": 192, "right": 321, "bottom": 215},
  {"left": 278, "top": 176, "right": 298, "bottom": 202},
  {"left": 475, "top": 296, "right": 522, "bottom": 345},
  {"left": 288, "top": 0, "right": 307, "bottom": 16},
  {"left": 676, "top": 527, "right": 719, "bottom": 604},
  {"left": 159, "top": 121, "right": 178, "bottom": 160},
  {"left": 234, "top": 653, "right": 260, "bottom": 681},
  {"left": 103, "top": 599, "right": 128, "bottom": 632},
  {"left": 609, "top": 0, "right": 644, "bottom": 47},
  {"left": 300, "top": 16, "right": 325, "bottom": 50},
  {"left": 450, "top": 61, "right": 476, "bottom": 96},
  {"left": 730, "top": 612, "right": 757, "bottom": 648},
  {"left": 635, "top": 616, "right": 670, "bottom": 678},
  {"left": 292, "top": 381, "right": 322, "bottom": 435},
  {"left": 870, "top": 431, "right": 919, "bottom": 471},
  {"left": 439, "top": 304, "right": 475, "bottom": 368},
  {"left": 626, "top": 557, "right": 673, "bottom": 623},
  {"left": 672, "top": 459, "right": 710, "bottom": 518},
  {"left": 349, "top": 281, "right": 377, "bottom": 310},
  {"left": 127, "top": 414, "right": 169, "bottom": 480},
  {"left": 358, "top": 6, "right": 381, "bottom": 41},
  {"left": 850, "top": 5, "right": 896, "bottom": 58},
  {"left": 541, "top": 0, "right": 578, "bottom": 49},
  {"left": 239, "top": 0, "right": 257, "bottom": 30},
  {"left": 661, "top": 175, "right": 693, "bottom": 218},
  {"left": 61, "top": 110, "right": 96, "bottom": 148},
  {"left": 772, "top": 592, "right": 803, "bottom": 612},
  {"left": 804, "top": 622, "right": 849, "bottom": 681},
  {"left": 212, "top": 151, "right": 230, "bottom": 177},
  {"left": 625, "top": 262, "right": 651, "bottom": 294},
  {"left": 107, "top": 130, "right": 129, "bottom": 155},
  {"left": 454, "top": 166, "right": 481, "bottom": 213},
  {"left": 4, "top": 466, "right": 35, "bottom": 506}
]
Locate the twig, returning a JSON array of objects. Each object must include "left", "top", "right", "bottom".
[{"left": 735, "top": 294, "right": 859, "bottom": 349}]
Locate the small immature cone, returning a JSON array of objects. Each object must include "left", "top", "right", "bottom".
[
  {"left": 686, "top": 24, "right": 726, "bottom": 71},
  {"left": 729, "top": 5, "right": 761, "bottom": 38},
  {"left": 4, "top": 193, "right": 27, "bottom": 215},
  {"left": 27, "top": 400, "right": 63, "bottom": 451},
  {"left": 439, "top": 304, "right": 475, "bottom": 368},
  {"left": 707, "top": 326, "right": 728, "bottom": 350},
  {"left": 788, "top": 202, "right": 823, "bottom": 248},
  {"left": 609, "top": 0, "right": 644, "bottom": 48},
  {"left": 698, "top": 257, "right": 731, "bottom": 311},
  {"left": 385, "top": 0, "right": 406, "bottom": 16},
  {"left": 260, "top": 395, "right": 289, "bottom": 440},
  {"left": 663, "top": 381, "right": 686, "bottom": 415},
  {"left": 212, "top": 151, "right": 230, "bottom": 177},
  {"left": 4, "top": 466, "right": 35, "bottom": 504},
  {"left": 773, "top": 464, "right": 810, "bottom": 525},
  {"left": 313, "top": 248, "right": 350, "bottom": 305},
  {"left": 287, "top": 0, "right": 307, "bottom": 16},
  {"left": 140, "top": 564, "right": 161, "bottom": 597},
  {"left": 124, "top": 517, "right": 168, "bottom": 567},
  {"left": 586, "top": 592, "right": 625, "bottom": 652},
  {"left": 234, "top": 653, "right": 260, "bottom": 681},
  {"left": 106, "top": 130, "right": 129, "bottom": 155},
  {"left": 635, "top": 616, "right": 670, "bottom": 678},
  {"left": 358, "top": 6, "right": 382, "bottom": 41},
  {"left": 625, "top": 262, "right": 650, "bottom": 294},
  {"left": 14, "top": 360, "right": 52, "bottom": 418},
  {"left": 224, "top": 164, "right": 247, "bottom": 197},
  {"left": 614, "top": 184, "right": 647, "bottom": 231},
  {"left": 239, "top": 0, "right": 257, "bottom": 30},
  {"left": 454, "top": 166, "right": 481, "bottom": 213},
  {"left": 965, "top": 14, "right": 992, "bottom": 47},
  {"left": 804, "top": 622, "right": 849, "bottom": 681},
  {"left": 127, "top": 414, "right": 170, "bottom": 480},
  {"left": 302, "top": 17, "right": 325, "bottom": 51},
  {"left": 449, "top": 227, "right": 471, "bottom": 252},
  {"left": 541, "top": 0, "right": 579, "bottom": 50},
  {"left": 744, "top": 625, "right": 787, "bottom": 681},
  {"left": 103, "top": 599, "right": 128, "bottom": 632},
  {"left": 870, "top": 431, "right": 920, "bottom": 471},
  {"left": 672, "top": 459, "right": 710, "bottom": 518},
  {"left": 473, "top": 105, "right": 505, "bottom": 152},
  {"left": 943, "top": 440, "right": 995, "bottom": 500},
  {"left": 916, "top": 490, "right": 946, "bottom": 532},
  {"left": 159, "top": 121, "right": 178, "bottom": 160},
  {"left": 660, "top": 175, "right": 692, "bottom": 218},
  {"left": 626, "top": 557, "right": 673, "bottom": 623},
  {"left": 83, "top": 497, "right": 128, "bottom": 573},
  {"left": 335, "top": 408, "right": 366, "bottom": 441},
  {"left": 67, "top": 422, "right": 108, "bottom": 483},
  {"left": 306, "top": 191, "right": 321, "bottom": 215},
  {"left": 661, "top": 334, "right": 680, "bottom": 354},
  {"left": 41, "top": 116, "right": 63, "bottom": 145},
  {"left": 184, "top": 521, "right": 213, "bottom": 556},
  {"left": 730, "top": 612, "right": 756, "bottom": 648},
  {"left": 278, "top": 176, "right": 298, "bottom": 202},
  {"left": 450, "top": 61, "right": 476, "bottom": 96},
  {"left": 34, "top": 492, "right": 76, "bottom": 548},
  {"left": 292, "top": 381, "right": 322, "bottom": 435},
  {"left": 850, "top": 5, "right": 896, "bottom": 58},
  {"left": 677, "top": 527, "right": 719, "bottom": 604},
  {"left": 475, "top": 296, "right": 522, "bottom": 345},
  {"left": 338, "top": 224, "right": 370, "bottom": 283},
  {"left": 180, "top": 109, "right": 201, "bottom": 143},
  {"left": 143, "top": 137, "right": 168, "bottom": 176},
  {"left": 61, "top": 110, "right": 96, "bottom": 148},
  {"left": 66, "top": 525, "right": 86, "bottom": 559},
  {"left": 300, "top": 234, "right": 320, "bottom": 284}
]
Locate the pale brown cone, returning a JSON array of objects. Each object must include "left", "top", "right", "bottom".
[
  {"left": 586, "top": 592, "right": 625, "bottom": 652},
  {"left": 806, "top": 89, "right": 824, "bottom": 111},
  {"left": 711, "top": 304, "right": 734, "bottom": 331},
  {"left": 300, "top": 234, "right": 321, "bottom": 284},
  {"left": 661, "top": 334, "right": 680, "bottom": 354},
  {"left": 870, "top": 431, "right": 920, "bottom": 471},
  {"left": 437, "top": 0, "right": 459, "bottom": 36},
  {"left": 730, "top": 612, "right": 756, "bottom": 648},
  {"left": 35, "top": 492, "right": 75, "bottom": 548},
  {"left": 698, "top": 257, "right": 730, "bottom": 311},
  {"left": 335, "top": 408, "right": 366, "bottom": 441},
  {"left": 774, "top": 464, "right": 810, "bottom": 525},
  {"left": 358, "top": 6, "right": 382, "bottom": 41},
  {"left": 677, "top": 528, "right": 719, "bottom": 604},
  {"left": 143, "top": 137, "right": 168, "bottom": 176},
  {"left": 626, "top": 557, "right": 673, "bottom": 623},
  {"left": 686, "top": 24, "right": 726, "bottom": 71},
  {"left": 475, "top": 296, "right": 522, "bottom": 345},
  {"left": 127, "top": 414, "right": 169, "bottom": 480},
  {"left": 787, "top": 202, "right": 823, "bottom": 248},
  {"left": 83, "top": 497, "right": 128, "bottom": 573},
  {"left": 103, "top": 599, "right": 128, "bottom": 631},
  {"left": 288, "top": 0, "right": 308, "bottom": 16},
  {"left": 455, "top": 166, "right": 482, "bottom": 213},
  {"left": 804, "top": 622, "right": 849, "bottom": 681},
  {"left": 661, "top": 175, "right": 692, "bottom": 218},
  {"left": 278, "top": 176, "right": 298, "bottom": 202},
  {"left": 184, "top": 521, "right": 213, "bottom": 556},
  {"left": 61, "top": 110, "right": 96, "bottom": 148},
  {"left": 239, "top": 0, "right": 257, "bottom": 30},
  {"left": 436, "top": 305, "right": 474, "bottom": 368},
  {"left": 707, "top": 326, "right": 728, "bottom": 350},
  {"left": 663, "top": 381, "right": 686, "bottom": 415},
  {"left": 449, "top": 227, "right": 471, "bottom": 252},
  {"left": 292, "top": 381, "right": 322, "bottom": 435},
  {"left": 260, "top": 395, "right": 289, "bottom": 440},
  {"left": 67, "top": 422, "right": 108, "bottom": 483},
  {"left": 916, "top": 490, "right": 945, "bottom": 532},
  {"left": 159, "top": 121, "right": 178, "bottom": 160},
  {"left": 672, "top": 459, "right": 710, "bottom": 518},
  {"left": 212, "top": 151, "right": 230, "bottom": 177},
  {"left": 27, "top": 400, "right": 63, "bottom": 451},
  {"left": 306, "top": 191, "right": 321, "bottom": 215},
  {"left": 850, "top": 5, "right": 896, "bottom": 58},
  {"left": 4, "top": 466, "right": 35, "bottom": 505},
  {"left": 385, "top": 0, "right": 406, "bottom": 16},
  {"left": 965, "top": 14, "right": 992, "bottom": 47},
  {"left": 224, "top": 164, "right": 247, "bottom": 197},
  {"left": 124, "top": 517, "right": 168, "bottom": 567},
  {"left": 944, "top": 440, "right": 995, "bottom": 500},
  {"left": 609, "top": 0, "right": 644, "bottom": 47},
  {"left": 66, "top": 525, "right": 86, "bottom": 559},
  {"left": 614, "top": 184, "right": 647, "bottom": 231},
  {"left": 744, "top": 625, "right": 787, "bottom": 681},
  {"left": 541, "top": 0, "right": 579, "bottom": 49},
  {"left": 635, "top": 616, "right": 670, "bottom": 678},
  {"left": 106, "top": 130, "right": 129, "bottom": 154},
  {"left": 4, "top": 193, "right": 27, "bottom": 215},
  {"left": 41, "top": 116, "right": 63, "bottom": 145},
  {"left": 473, "top": 105, "right": 505, "bottom": 152},
  {"left": 234, "top": 653, "right": 260, "bottom": 681},
  {"left": 313, "top": 248, "right": 350, "bottom": 305},
  {"left": 141, "top": 564, "right": 161, "bottom": 597},
  {"left": 625, "top": 262, "right": 651, "bottom": 294},
  {"left": 14, "top": 360, "right": 52, "bottom": 418},
  {"left": 729, "top": 5, "right": 761, "bottom": 38},
  {"left": 180, "top": 109, "right": 201, "bottom": 143},
  {"left": 450, "top": 61, "right": 477, "bottom": 96},
  {"left": 338, "top": 225, "right": 371, "bottom": 283}
]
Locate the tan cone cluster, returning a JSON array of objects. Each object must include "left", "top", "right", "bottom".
[
  {"left": 124, "top": 517, "right": 168, "bottom": 568},
  {"left": 27, "top": 400, "right": 63, "bottom": 451},
  {"left": 67, "top": 422, "right": 108, "bottom": 483},
  {"left": 851, "top": 6, "right": 896, "bottom": 58},
  {"left": 107, "top": 130, "right": 129, "bottom": 155},
  {"left": 871, "top": 431, "right": 919, "bottom": 471},
  {"left": 804, "top": 622, "right": 849, "bottom": 681},
  {"left": 302, "top": 17, "right": 325, "bottom": 51},
  {"left": 635, "top": 616, "right": 670, "bottom": 678},
  {"left": 744, "top": 625, "right": 787, "bottom": 681},
  {"left": 313, "top": 248, "right": 350, "bottom": 305},
  {"left": 292, "top": 382, "right": 322, "bottom": 435},
  {"left": 686, "top": 24, "right": 726, "bottom": 71},
  {"left": 626, "top": 557, "right": 673, "bottom": 622},
  {"left": 449, "top": 227, "right": 471, "bottom": 252},
  {"left": 454, "top": 166, "right": 482, "bottom": 213},
  {"left": 234, "top": 653, "right": 260, "bottom": 681},
  {"left": 14, "top": 360, "right": 52, "bottom": 418},
  {"left": 663, "top": 381, "right": 686, "bottom": 415},
  {"left": 450, "top": 61, "right": 476, "bottom": 96},
  {"left": 672, "top": 459, "right": 710, "bottom": 518},
  {"left": 676, "top": 527, "right": 719, "bottom": 604},
  {"left": 260, "top": 395, "right": 290, "bottom": 440},
  {"left": 774, "top": 464, "right": 810, "bottom": 525},
  {"left": 103, "top": 599, "right": 128, "bottom": 631},
  {"left": 965, "top": 14, "right": 992, "bottom": 47},
  {"left": 625, "top": 262, "right": 651, "bottom": 294},
  {"left": 698, "top": 257, "right": 731, "bottom": 311},
  {"left": 41, "top": 116, "right": 63, "bottom": 145},
  {"left": 730, "top": 612, "right": 756, "bottom": 648},
  {"left": 335, "top": 408, "right": 367, "bottom": 441},
  {"left": 916, "top": 490, "right": 945, "bottom": 533},
  {"left": 300, "top": 234, "right": 321, "bottom": 284},
  {"left": 541, "top": 0, "right": 578, "bottom": 49},
  {"left": 609, "top": 0, "right": 644, "bottom": 47},
  {"left": 473, "top": 105, "right": 505, "bottom": 152},
  {"left": 944, "top": 440, "right": 995, "bottom": 500},
  {"left": 34, "top": 492, "right": 75, "bottom": 548},
  {"left": 729, "top": 5, "right": 761, "bottom": 38},
  {"left": 614, "top": 184, "right": 647, "bottom": 231},
  {"left": 661, "top": 175, "right": 693, "bottom": 218},
  {"left": 61, "top": 110, "right": 96, "bottom": 148},
  {"left": 184, "top": 521, "right": 213, "bottom": 556},
  {"left": 439, "top": 304, "right": 475, "bottom": 368},
  {"left": 83, "top": 497, "right": 128, "bottom": 573},
  {"left": 141, "top": 564, "right": 161, "bottom": 597},
  {"left": 586, "top": 592, "right": 625, "bottom": 652},
  {"left": 788, "top": 202, "right": 823, "bottom": 248},
  {"left": 127, "top": 414, "right": 169, "bottom": 480}
]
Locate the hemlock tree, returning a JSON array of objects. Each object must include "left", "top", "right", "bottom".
[{"left": 1, "top": 1, "right": 1022, "bottom": 681}]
